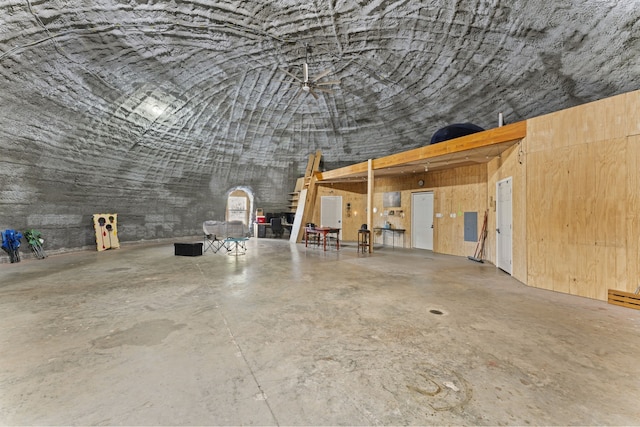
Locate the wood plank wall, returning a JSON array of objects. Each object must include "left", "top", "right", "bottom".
[
  {"left": 427, "top": 164, "right": 487, "bottom": 256},
  {"left": 314, "top": 182, "right": 367, "bottom": 242},
  {"left": 526, "top": 90, "right": 640, "bottom": 300},
  {"left": 316, "top": 166, "right": 488, "bottom": 254}
]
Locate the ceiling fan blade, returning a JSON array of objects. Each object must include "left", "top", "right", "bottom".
[
  {"left": 314, "top": 87, "right": 334, "bottom": 94},
  {"left": 309, "top": 88, "right": 319, "bottom": 99},
  {"left": 280, "top": 84, "right": 298, "bottom": 91},
  {"left": 315, "top": 80, "right": 341, "bottom": 86},
  {"left": 279, "top": 68, "right": 303, "bottom": 83},
  {"left": 311, "top": 69, "right": 331, "bottom": 82}
]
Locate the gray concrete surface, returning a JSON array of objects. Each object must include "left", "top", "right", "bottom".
[
  {"left": 1, "top": 239, "right": 640, "bottom": 425},
  {"left": 2, "top": 1, "right": 640, "bottom": 249}
]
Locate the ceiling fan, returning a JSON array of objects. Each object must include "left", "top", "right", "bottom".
[{"left": 280, "top": 46, "right": 341, "bottom": 99}]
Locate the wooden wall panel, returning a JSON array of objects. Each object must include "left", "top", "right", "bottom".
[
  {"left": 371, "top": 173, "right": 422, "bottom": 246},
  {"left": 526, "top": 90, "right": 639, "bottom": 301},
  {"left": 427, "top": 164, "right": 487, "bottom": 257},
  {"left": 626, "top": 135, "right": 640, "bottom": 292},
  {"left": 363, "top": 165, "right": 486, "bottom": 254},
  {"left": 626, "top": 91, "right": 640, "bottom": 136},
  {"left": 601, "top": 93, "right": 628, "bottom": 140},
  {"left": 526, "top": 111, "right": 555, "bottom": 153},
  {"left": 313, "top": 182, "right": 367, "bottom": 242}
]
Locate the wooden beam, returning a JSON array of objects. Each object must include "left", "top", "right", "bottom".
[
  {"left": 317, "top": 162, "right": 368, "bottom": 181},
  {"left": 316, "top": 121, "right": 526, "bottom": 182},
  {"left": 311, "top": 149, "right": 322, "bottom": 174},
  {"left": 303, "top": 151, "right": 316, "bottom": 178},
  {"left": 373, "top": 121, "right": 526, "bottom": 169}
]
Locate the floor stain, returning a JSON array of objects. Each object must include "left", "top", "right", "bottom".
[{"left": 91, "top": 319, "right": 185, "bottom": 349}]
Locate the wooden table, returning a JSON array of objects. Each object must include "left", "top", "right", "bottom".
[{"left": 305, "top": 227, "right": 340, "bottom": 251}]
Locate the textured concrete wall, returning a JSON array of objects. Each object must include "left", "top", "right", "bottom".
[{"left": 1, "top": 1, "right": 639, "bottom": 252}]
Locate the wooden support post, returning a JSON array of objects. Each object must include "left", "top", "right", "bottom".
[{"left": 367, "top": 159, "right": 373, "bottom": 253}]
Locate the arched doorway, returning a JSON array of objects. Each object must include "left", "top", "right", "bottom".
[{"left": 225, "top": 187, "right": 255, "bottom": 226}]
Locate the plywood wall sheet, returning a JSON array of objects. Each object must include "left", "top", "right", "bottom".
[
  {"left": 529, "top": 141, "right": 619, "bottom": 300},
  {"left": 527, "top": 147, "right": 569, "bottom": 242},
  {"left": 595, "top": 245, "right": 618, "bottom": 301},
  {"left": 546, "top": 240, "right": 570, "bottom": 294},
  {"left": 435, "top": 165, "right": 487, "bottom": 257},
  {"left": 527, "top": 130, "right": 633, "bottom": 300},
  {"left": 579, "top": 100, "right": 606, "bottom": 144},
  {"left": 567, "top": 145, "right": 591, "bottom": 246},
  {"left": 626, "top": 135, "right": 640, "bottom": 292},
  {"left": 527, "top": 241, "right": 554, "bottom": 291},
  {"left": 528, "top": 91, "right": 635, "bottom": 156},
  {"left": 593, "top": 138, "right": 627, "bottom": 248},
  {"left": 568, "top": 244, "right": 590, "bottom": 296},
  {"left": 556, "top": 106, "right": 578, "bottom": 149},
  {"left": 526, "top": 114, "right": 555, "bottom": 154},
  {"left": 568, "top": 244, "right": 608, "bottom": 299},
  {"left": 626, "top": 90, "right": 640, "bottom": 136},
  {"left": 614, "top": 245, "right": 629, "bottom": 293},
  {"left": 601, "top": 92, "right": 629, "bottom": 141},
  {"left": 527, "top": 148, "right": 567, "bottom": 289}
]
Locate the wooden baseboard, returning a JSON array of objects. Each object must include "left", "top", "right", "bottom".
[{"left": 608, "top": 289, "right": 640, "bottom": 310}]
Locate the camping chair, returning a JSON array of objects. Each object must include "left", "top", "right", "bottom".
[
  {"left": 202, "top": 221, "right": 225, "bottom": 253},
  {"left": 223, "top": 221, "right": 249, "bottom": 255}
]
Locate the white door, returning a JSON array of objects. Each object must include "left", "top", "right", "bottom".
[
  {"left": 412, "top": 192, "right": 434, "bottom": 250},
  {"left": 321, "top": 196, "right": 342, "bottom": 238},
  {"left": 496, "top": 177, "right": 513, "bottom": 274}
]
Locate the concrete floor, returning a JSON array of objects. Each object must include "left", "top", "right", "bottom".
[{"left": 1, "top": 238, "right": 640, "bottom": 426}]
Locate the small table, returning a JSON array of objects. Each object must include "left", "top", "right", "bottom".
[
  {"left": 373, "top": 228, "right": 406, "bottom": 249},
  {"left": 305, "top": 227, "right": 340, "bottom": 251},
  {"left": 224, "top": 237, "right": 249, "bottom": 256}
]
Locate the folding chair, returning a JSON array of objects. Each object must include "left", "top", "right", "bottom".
[
  {"left": 222, "top": 221, "right": 249, "bottom": 255},
  {"left": 202, "top": 221, "right": 225, "bottom": 253}
]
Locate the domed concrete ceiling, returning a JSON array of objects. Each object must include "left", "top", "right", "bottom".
[{"left": 1, "top": 1, "right": 639, "bottom": 250}]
